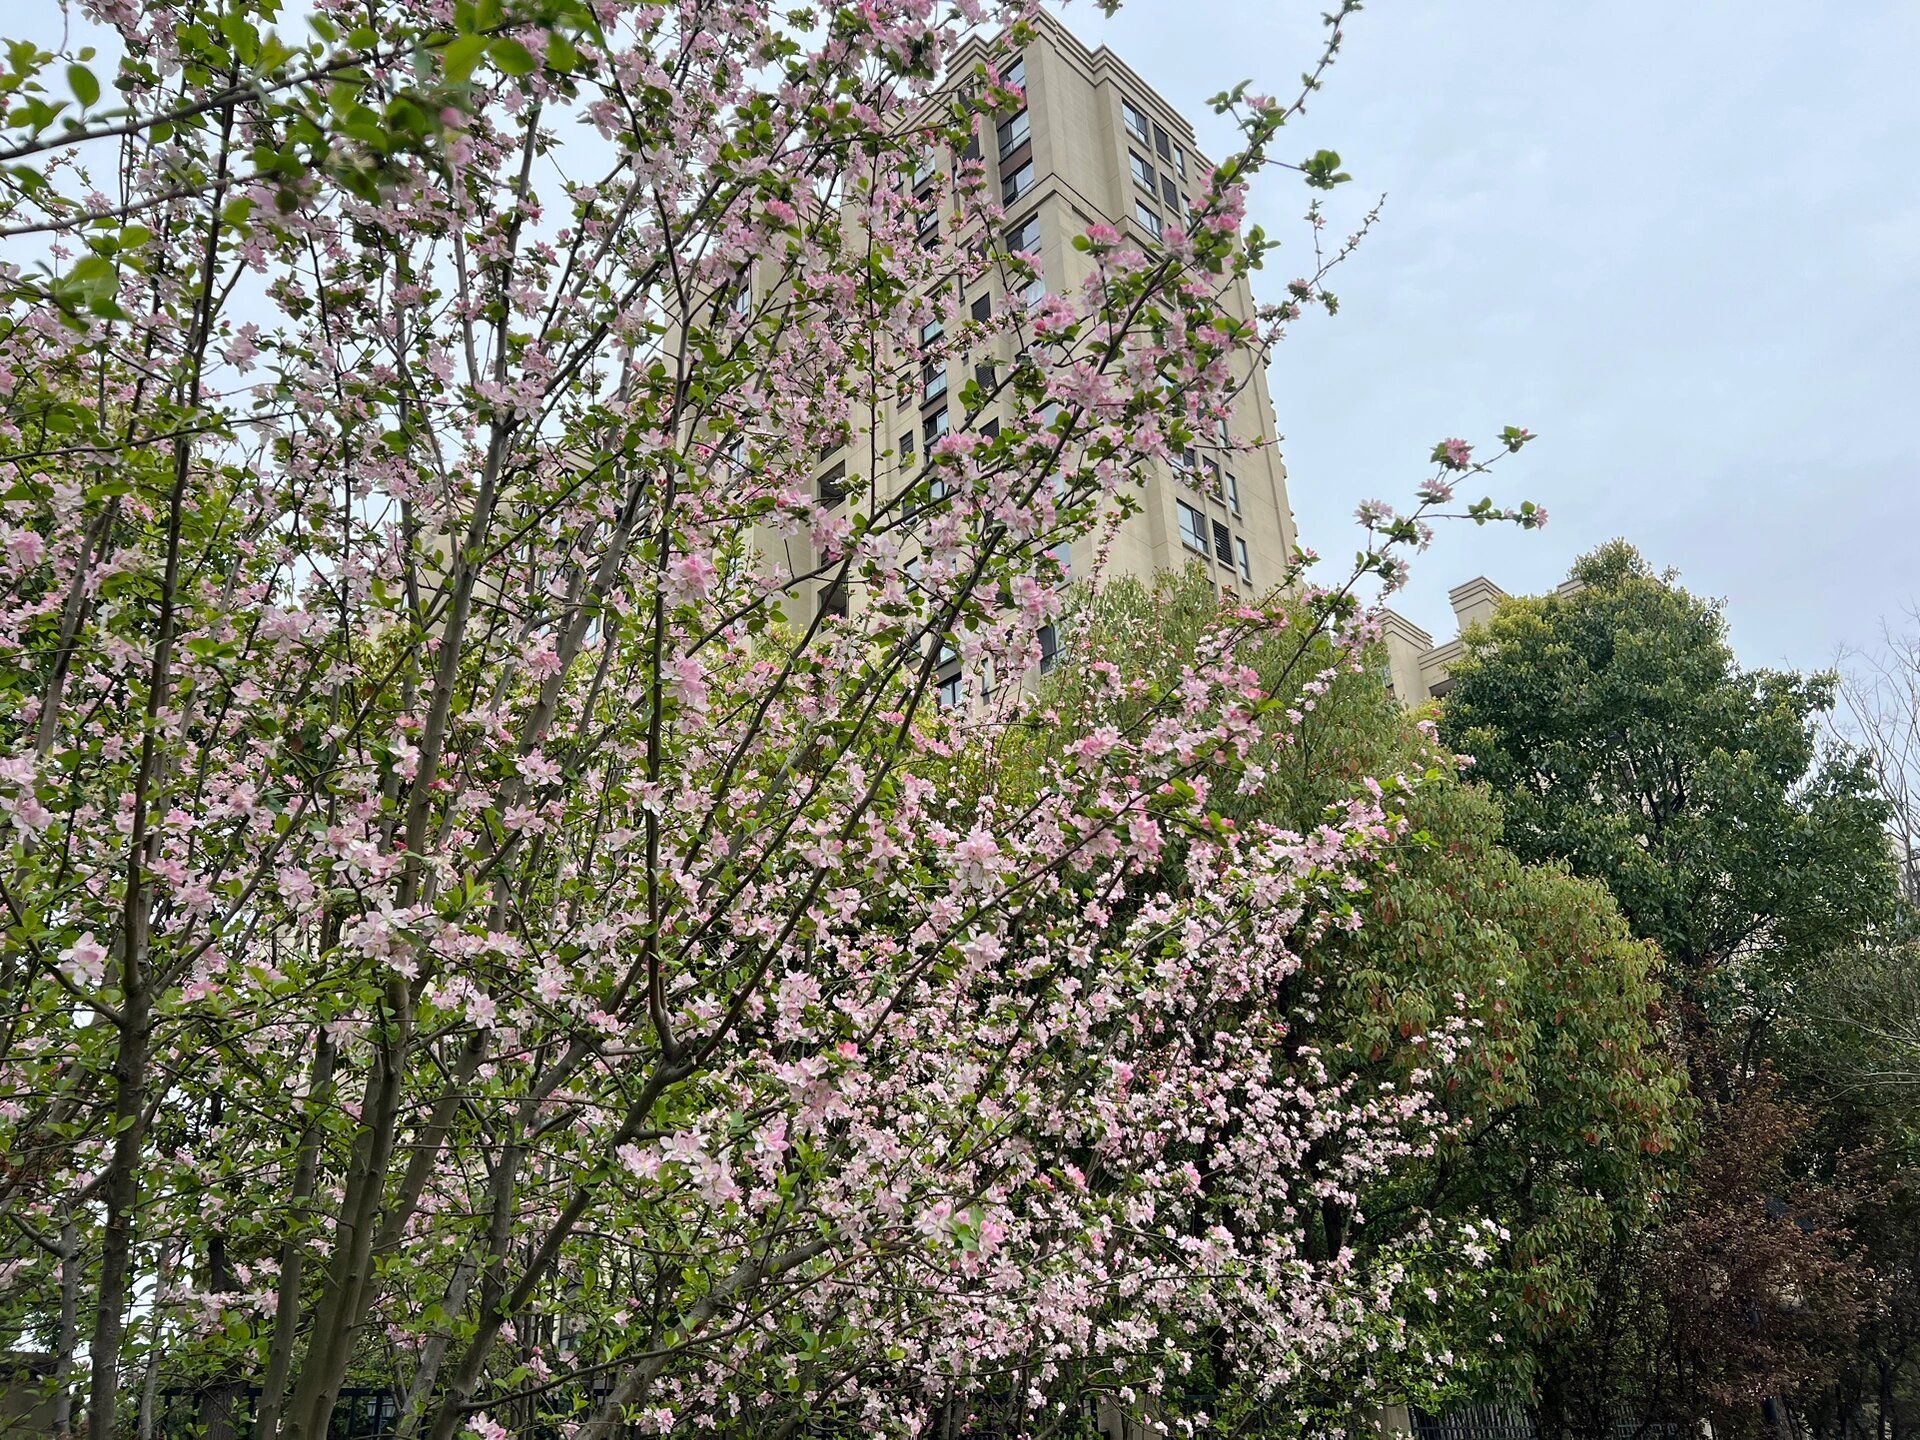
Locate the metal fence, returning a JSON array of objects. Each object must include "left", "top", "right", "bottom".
[
  {"left": 1412, "top": 1403, "right": 1683, "bottom": 1440},
  {"left": 157, "top": 1386, "right": 399, "bottom": 1440},
  {"left": 1414, "top": 1403, "right": 1541, "bottom": 1440}
]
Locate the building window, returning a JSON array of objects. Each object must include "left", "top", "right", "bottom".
[
  {"left": 923, "top": 408, "right": 949, "bottom": 452},
  {"left": 1038, "top": 623, "right": 1060, "bottom": 674},
  {"left": 818, "top": 461, "right": 848, "bottom": 507},
  {"left": 1176, "top": 499, "right": 1208, "bottom": 554},
  {"left": 1121, "top": 97, "right": 1149, "bottom": 144},
  {"left": 935, "top": 641, "right": 962, "bottom": 709},
  {"left": 980, "top": 417, "right": 1000, "bottom": 439},
  {"left": 970, "top": 293, "right": 991, "bottom": 323},
  {"left": 900, "top": 429, "right": 915, "bottom": 463},
  {"left": 1007, "top": 214, "right": 1041, "bottom": 254},
  {"left": 920, "top": 318, "right": 946, "bottom": 400},
  {"left": 1021, "top": 275, "right": 1047, "bottom": 309},
  {"left": 996, "top": 109, "right": 1030, "bottom": 156},
  {"left": 1160, "top": 175, "right": 1178, "bottom": 210},
  {"left": 819, "top": 581, "right": 849, "bottom": 620},
  {"left": 1153, "top": 123, "right": 1171, "bottom": 161},
  {"left": 1134, "top": 201, "right": 1161, "bottom": 238},
  {"left": 1235, "top": 536, "right": 1252, "bottom": 583},
  {"left": 1172, "top": 142, "right": 1187, "bottom": 178},
  {"left": 1211, "top": 518, "right": 1232, "bottom": 564},
  {"left": 1052, "top": 538, "right": 1072, "bottom": 577},
  {"left": 1129, "top": 152, "right": 1155, "bottom": 192},
  {"left": 1225, "top": 471, "right": 1241, "bottom": 516},
  {"left": 1001, "top": 160, "right": 1035, "bottom": 204},
  {"left": 1004, "top": 56, "right": 1025, "bottom": 92}
]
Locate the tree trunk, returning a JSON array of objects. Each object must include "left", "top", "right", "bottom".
[
  {"left": 257, "top": 1014, "right": 338, "bottom": 1440},
  {"left": 52, "top": 1206, "right": 77, "bottom": 1440},
  {"left": 86, "top": 989, "right": 151, "bottom": 1440},
  {"left": 137, "top": 1238, "right": 176, "bottom": 1440}
]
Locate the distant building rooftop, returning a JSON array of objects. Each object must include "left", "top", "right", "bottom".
[{"left": 1382, "top": 575, "right": 1583, "bottom": 705}]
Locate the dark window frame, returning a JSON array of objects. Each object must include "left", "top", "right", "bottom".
[
  {"left": 996, "top": 109, "right": 1030, "bottom": 156},
  {"left": 1000, "top": 160, "right": 1035, "bottom": 205},
  {"left": 1176, "top": 498, "right": 1208, "bottom": 553},
  {"left": 1038, "top": 623, "right": 1060, "bottom": 674}
]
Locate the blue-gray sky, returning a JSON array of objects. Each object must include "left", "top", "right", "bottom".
[
  {"left": 1080, "top": 1, "right": 1920, "bottom": 670},
  {"left": 18, "top": 2, "right": 1917, "bottom": 667}
]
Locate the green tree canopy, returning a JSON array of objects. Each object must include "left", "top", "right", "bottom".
[
  {"left": 1319, "top": 776, "right": 1684, "bottom": 1408},
  {"left": 1438, "top": 541, "right": 1899, "bottom": 1064}
]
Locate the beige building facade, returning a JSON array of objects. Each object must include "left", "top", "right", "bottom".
[
  {"left": 943, "top": 12, "right": 1299, "bottom": 595},
  {"left": 1382, "top": 575, "right": 1584, "bottom": 705},
  {"left": 764, "top": 13, "right": 1298, "bottom": 693}
]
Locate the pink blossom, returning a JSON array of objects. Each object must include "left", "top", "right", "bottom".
[
  {"left": 949, "top": 827, "right": 1004, "bottom": 888},
  {"left": 60, "top": 932, "right": 108, "bottom": 988},
  {"left": 667, "top": 654, "right": 709, "bottom": 713},
  {"left": 3, "top": 529, "right": 45, "bottom": 569},
  {"left": 666, "top": 552, "right": 718, "bottom": 603}
]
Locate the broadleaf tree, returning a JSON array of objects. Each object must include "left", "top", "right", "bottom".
[{"left": 1439, "top": 541, "right": 1899, "bottom": 1094}]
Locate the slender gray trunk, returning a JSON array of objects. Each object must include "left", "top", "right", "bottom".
[
  {"left": 256, "top": 1016, "right": 337, "bottom": 1440},
  {"left": 136, "top": 1238, "right": 177, "bottom": 1440},
  {"left": 391, "top": 1252, "right": 480, "bottom": 1440},
  {"left": 52, "top": 1206, "right": 77, "bottom": 1440}
]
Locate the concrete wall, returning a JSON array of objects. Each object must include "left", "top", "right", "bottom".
[{"left": 1383, "top": 575, "right": 1586, "bottom": 704}]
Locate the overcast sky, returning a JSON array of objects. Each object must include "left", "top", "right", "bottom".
[
  {"left": 18, "top": 2, "right": 1917, "bottom": 668},
  {"left": 1079, "top": 1, "right": 1920, "bottom": 671}
]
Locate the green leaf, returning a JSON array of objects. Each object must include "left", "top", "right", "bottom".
[
  {"left": 489, "top": 37, "right": 535, "bottom": 76},
  {"left": 66, "top": 63, "right": 99, "bottom": 107},
  {"left": 443, "top": 33, "right": 488, "bottom": 82}
]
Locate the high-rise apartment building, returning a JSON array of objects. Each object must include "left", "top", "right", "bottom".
[
  {"left": 940, "top": 12, "right": 1299, "bottom": 592},
  {"left": 766, "top": 14, "right": 1298, "bottom": 696}
]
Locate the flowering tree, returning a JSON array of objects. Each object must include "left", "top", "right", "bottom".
[
  {"left": 996, "top": 569, "right": 1682, "bottom": 1432},
  {"left": 0, "top": 0, "right": 1542, "bottom": 1434}
]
